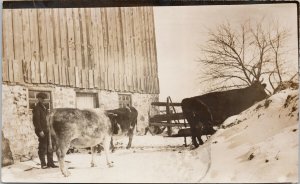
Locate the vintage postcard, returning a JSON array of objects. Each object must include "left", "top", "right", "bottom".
[{"left": 1, "top": 1, "right": 298, "bottom": 183}]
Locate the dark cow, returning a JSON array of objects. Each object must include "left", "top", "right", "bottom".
[
  {"left": 106, "top": 106, "right": 138, "bottom": 150},
  {"left": 181, "top": 81, "right": 268, "bottom": 148},
  {"left": 47, "top": 108, "right": 113, "bottom": 177}
]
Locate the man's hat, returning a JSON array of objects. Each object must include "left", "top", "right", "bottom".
[{"left": 36, "top": 92, "right": 47, "bottom": 99}]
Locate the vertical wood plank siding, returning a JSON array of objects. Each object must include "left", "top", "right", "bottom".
[{"left": 2, "top": 7, "right": 159, "bottom": 94}]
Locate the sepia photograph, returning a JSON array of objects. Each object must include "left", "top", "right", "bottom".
[{"left": 1, "top": 1, "right": 298, "bottom": 183}]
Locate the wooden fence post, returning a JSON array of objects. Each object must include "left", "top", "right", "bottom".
[{"left": 166, "top": 97, "right": 172, "bottom": 136}]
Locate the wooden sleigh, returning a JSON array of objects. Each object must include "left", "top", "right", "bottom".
[{"left": 148, "top": 96, "right": 191, "bottom": 146}]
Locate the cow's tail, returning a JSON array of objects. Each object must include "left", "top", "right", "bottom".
[
  {"left": 47, "top": 110, "right": 56, "bottom": 152},
  {"left": 134, "top": 108, "right": 138, "bottom": 133},
  {"left": 135, "top": 116, "right": 138, "bottom": 133}
]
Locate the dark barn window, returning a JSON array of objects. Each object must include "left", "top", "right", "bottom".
[{"left": 118, "top": 94, "right": 132, "bottom": 108}]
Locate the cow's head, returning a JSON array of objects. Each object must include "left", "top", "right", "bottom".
[
  {"left": 107, "top": 112, "right": 119, "bottom": 134},
  {"left": 250, "top": 80, "right": 268, "bottom": 101}
]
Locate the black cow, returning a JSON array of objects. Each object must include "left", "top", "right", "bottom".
[
  {"left": 181, "top": 81, "right": 268, "bottom": 148},
  {"left": 106, "top": 107, "right": 138, "bottom": 150}
]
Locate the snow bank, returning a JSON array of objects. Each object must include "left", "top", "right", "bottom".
[{"left": 200, "top": 89, "right": 299, "bottom": 183}]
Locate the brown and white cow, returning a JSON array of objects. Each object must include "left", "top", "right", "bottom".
[
  {"left": 47, "top": 108, "right": 113, "bottom": 177},
  {"left": 106, "top": 106, "right": 138, "bottom": 150}
]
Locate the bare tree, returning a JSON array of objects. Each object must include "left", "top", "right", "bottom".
[
  {"left": 267, "top": 21, "right": 291, "bottom": 91},
  {"left": 198, "top": 19, "right": 293, "bottom": 93}
]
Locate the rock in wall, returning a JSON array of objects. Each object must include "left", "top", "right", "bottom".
[{"left": 1, "top": 131, "right": 14, "bottom": 167}]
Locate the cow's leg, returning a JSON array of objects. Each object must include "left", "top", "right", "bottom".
[
  {"left": 144, "top": 127, "right": 148, "bottom": 135},
  {"left": 190, "top": 128, "right": 199, "bottom": 148},
  {"left": 195, "top": 122, "right": 204, "bottom": 145},
  {"left": 90, "top": 146, "right": 97, "bottom": 167},
  {"left": 56, "top": 143, "right": 71, "bottom": 177},
  {"left": 189, "top": 121, "right": 200, "bottom": 148},
  {"left": 103, "top": 135, "right": 114, "bottom": 167},
  {"left": 182, "top": 109, "right": 199, "bottom": 148},
  {"left": 110, "top": 137, "right": 115, "bottom": 153},
  {"left": 126, "top": 128, "right": 134, "bottom": 149}
]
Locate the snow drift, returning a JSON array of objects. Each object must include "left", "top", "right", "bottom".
[{"left": 200, "top": 89, "right": 299, "bottom": 183}]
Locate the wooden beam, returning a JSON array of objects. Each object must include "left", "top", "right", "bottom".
[
  {"left": 100, "top": 8, "right": 109, "bottom": 90},
  {"left": 151, "top": 102, "right": 182, "bottom": 106},
  {"left": 131, "top": 7, "right": 138, "bottom": 92},
  {"left": 80, "top": 8, "right": 88, "bottom": 69},
  {"left": 90, "top": 8, "right": 99, "bottom": 70},
  {"left": 31, "top": 61, "right": 40, "bottom": 83},
  {"left": 75, "top": 67, "right": 81, "bottom": 88},
  {"left": 125, "top": 8, "right": 133, "bottom": 92},
  {"left": 96, "top": 8, "right": 104, "bottom": 90},
  {"left": 111, "top": 8, "right": 119, "bottom": 91},
  {"left": 2, "top": 9, "right": 14, "bottom": 60},
  {"left": 53, "top": 64, "right": 60, "bottom": 84},
  {"left": 149, "top": 122, "right": 190, "bottom": 127},
  {"left": 12, "top": 9, "right": 24, "bottom": 60},
  {"left": 62, "top": 65, "right": 67, "bottom": 85},
  {"left": 21, "top": 9, "right": 32, "bottom": 61},
  {"left": 94, "top": 68, "right": 100, "bottom": 89},
  {"left": 8, "top": 59, "right": 14, "bottom": 82},
  {"left": 66, "top": 8, "right": 76, "bottom": 67},
  {"left": 52, "top": 8, "right": 62, "bottom": 65},
  {"left": 13, "top": 59, "right": 24, "bottom": 84},
  {"left": 116, "top": 8, "right": 124, "bottom": 92},
  {"left": 29, "top": 9, "right": 40, "bottom": 61},
  {"left": 88, "top": 69, "right": 94, "bottom": 89},
  {"left": 37, "top": 9, "right": 48, "bottom": 62},
  {"left": 45, "top": 9, "right": 55, "bottom": 63},
  {"left": 85, "top": 8, "right": 93, "bottom": 69},
  {"left": 106, "top": 8, "right": 114, "bottom": 91},
  {"left": 120, "top": 8, "right": 127, "bottom": 91},
  {"left": 81, "top": 69, "right": 87, "bottom": 88},
  {"left": 149, "top": 113, "right": 185, "bottom": 122},
  {"left": 59, "top": 8, "right": 69, "bottom": 66},
  {"left": 65, "top": 66, "right": 70, "bottom": 86},
  {"left": 40, "top": 61, "right": 47, "bottom": 83},
  {"left": 73, "top": 8, "right": 82, "bottom": 68},
  {"left": 22, "top": 60, "right": 31, "bottom": 83},
  {"left": 68, "top": 66, "right": 75, "bottom": 87},
  {"left": 47, "top": 62, "right": 54, "bottom": 84},
  {"left": 2, "top": 60, "right": 9, "bottom": 82}
]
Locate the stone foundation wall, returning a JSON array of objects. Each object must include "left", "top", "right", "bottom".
[
  {"left": 98, "top": 90, "right": 119, "bottom": 109},
  {"left": 2, "top": 85, "right": 38, "bottom": 162},
  {"left": 52, "top": 87, "right": 76, "bottom": 108},
  {"left": 1, "top": 84, "right": 159, "bottom": 164}
]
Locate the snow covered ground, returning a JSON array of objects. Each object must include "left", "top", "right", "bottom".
[{"left": 1, "top": 89, "right": 298, "bottom": 183}]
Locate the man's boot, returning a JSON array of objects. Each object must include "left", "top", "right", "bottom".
[
  {"left": 38, "top": 152, "right": 47, "bottom": 169},
  {"left": 47, "top": 152, "right": 58, "bottom": 168}
]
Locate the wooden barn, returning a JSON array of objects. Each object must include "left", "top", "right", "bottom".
[{"left": 1, "top": 1, "right": 160, "bottom": 165}]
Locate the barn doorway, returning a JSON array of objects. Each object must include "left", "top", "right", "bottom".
[{"left": 76, "top": 93, "right": 99, "bottom": 109}]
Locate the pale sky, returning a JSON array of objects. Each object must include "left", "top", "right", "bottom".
[{"left": 154, "top": 3, "right": 298, "bottom": 102}]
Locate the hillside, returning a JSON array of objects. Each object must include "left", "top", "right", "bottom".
[{"left": 199, "top": 89, "right": 299, "bottom": 182}]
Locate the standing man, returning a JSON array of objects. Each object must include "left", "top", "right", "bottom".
[{"left": 32, "top": 92, "right": 58, "bottom": 169}]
